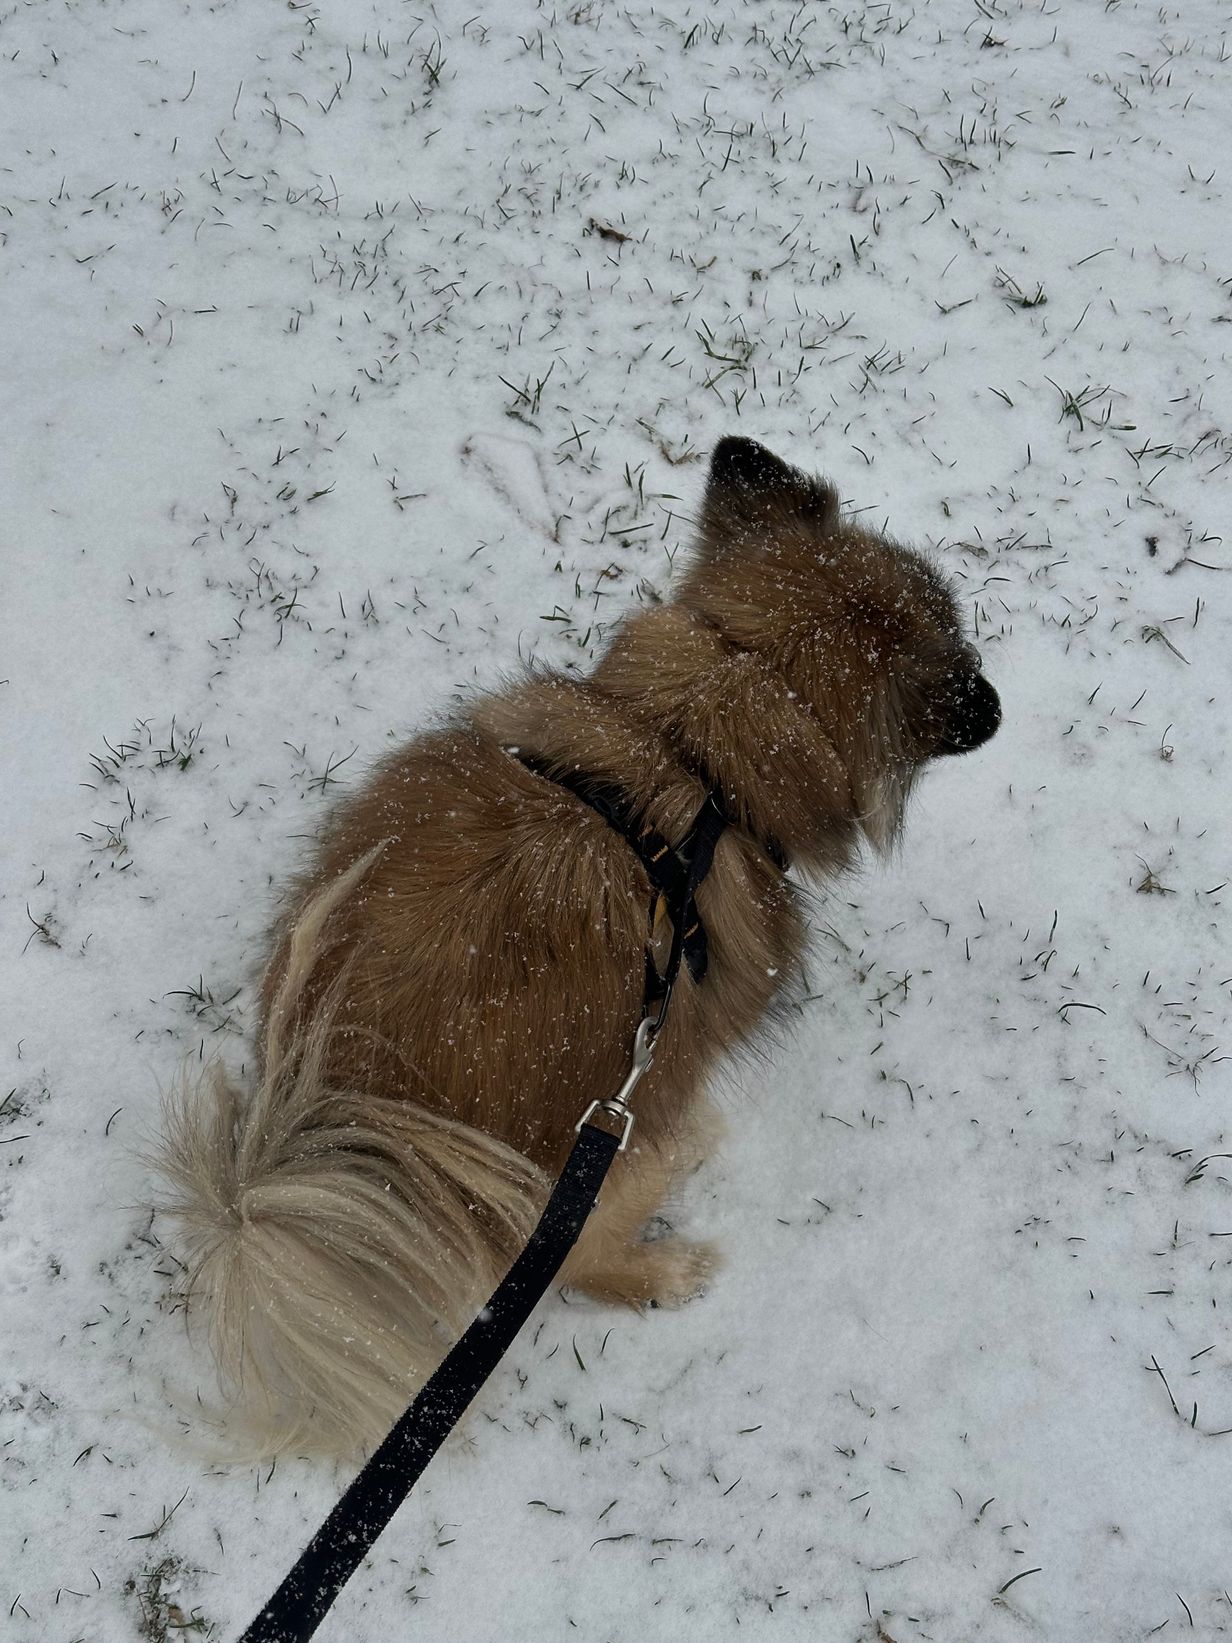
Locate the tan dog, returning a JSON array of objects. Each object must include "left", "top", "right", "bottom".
[{"left": 160, "top": 436, "right": 1000, "bottom": 1457}]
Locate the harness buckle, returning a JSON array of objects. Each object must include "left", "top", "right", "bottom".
[{"left": 577, "top": 1017, "right": 656, "bottom": 1152}]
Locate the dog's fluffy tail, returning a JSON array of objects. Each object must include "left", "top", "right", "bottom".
[{"left": 156, "top": 847, "right": 549, "bottom": 1459}]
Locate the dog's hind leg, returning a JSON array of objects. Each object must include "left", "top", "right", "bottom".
[{"left": 559, "top": 1109, "right": 720, "bottom": 1309}]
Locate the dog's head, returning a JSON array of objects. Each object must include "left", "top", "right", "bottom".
[{"left": 679, "top": 436, "right": 1000, "bottom": 847}]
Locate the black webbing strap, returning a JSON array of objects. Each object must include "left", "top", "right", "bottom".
[
  {"left": 239, "top": 1121, "right": 621, "bottom": 1643},
  {"left": 513, "top": 754, "right": 730, "bottom": 989},
  {"left": 645, "top": 790, "right": 728, "bottom": 1014}
]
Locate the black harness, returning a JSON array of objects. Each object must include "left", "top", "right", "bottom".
[
  {"left": 513, "top": 753, "right": 732, "bottom": 1017},
  {"left": 238, "top": 758, "right": 781, "bottom": 1643},
  {"left": 515, "top": 752, "right": 787, "bottom": 1014}
]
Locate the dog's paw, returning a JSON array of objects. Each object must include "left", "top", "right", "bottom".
[{"left": 644, "top": 1238, "right": 719, "bottom": 1308}]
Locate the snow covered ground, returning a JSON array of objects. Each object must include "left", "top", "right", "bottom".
[{"left": 4, "top": 0, "right": 1231, "bottom": 1637}]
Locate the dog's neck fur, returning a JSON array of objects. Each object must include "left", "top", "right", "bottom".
[
  {"left": 588, "top": 602, "right": 863, "bottom": 874},
  {"left": 473, "top": 602, "right": 875, "bottom": 877}
]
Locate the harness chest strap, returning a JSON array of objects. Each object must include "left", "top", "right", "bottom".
[{"left": 509, "top": 749, "right": 784, "bottom": 1007}]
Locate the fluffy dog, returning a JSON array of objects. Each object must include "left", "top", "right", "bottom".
[{"left": 160, "top": 435, "right": 1000, "bottom": 1456}]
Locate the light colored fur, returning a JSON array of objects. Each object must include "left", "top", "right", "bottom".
[
  {"left": 156, "top": 439, "right": 996, "bottom": 1458},
  {"left": 159, "top": 848, "right": 553, "bottom": 1456}
]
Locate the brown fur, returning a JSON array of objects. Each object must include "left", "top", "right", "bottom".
[{"left": 157, "top": 437, "right": 999, "bottom": 1457}]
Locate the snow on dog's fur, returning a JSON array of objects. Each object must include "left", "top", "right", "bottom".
[{"left": 158, "top": 436, "right": 1000, "bottom": 1457}]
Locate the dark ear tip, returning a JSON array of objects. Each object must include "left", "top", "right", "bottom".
[{"left": 709, "top": 436, "right": 786, "bottom": 490}]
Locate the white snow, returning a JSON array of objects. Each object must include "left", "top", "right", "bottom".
[{"left": 3, "top": 0, "right": 1231, "bottom": 1638}]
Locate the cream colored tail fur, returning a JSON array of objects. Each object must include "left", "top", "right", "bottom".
[{"left": 157, "top": 849, "right": 549, "bottom": 1458}]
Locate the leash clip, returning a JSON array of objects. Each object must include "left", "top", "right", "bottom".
[{"left": 576, "top": 1016, "right": 656, "bottom": 1152}]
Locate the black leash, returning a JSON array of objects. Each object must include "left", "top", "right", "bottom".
[
  {"left": 239, "top": 1121, "right": 621, "bottom": 1643},
  {"left": 237, "top": 774, "right": 732, "bottom": 1643}
]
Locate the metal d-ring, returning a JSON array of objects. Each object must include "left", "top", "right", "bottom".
[{"left": 576, "top": 1016, "right": 658, "bottom": 1152}]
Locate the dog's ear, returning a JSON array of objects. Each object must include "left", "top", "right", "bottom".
[
  {"left": 708, "top": 436, "right": 795, "bottom": 494},
  {"left": 699, "top": 437, "right": 839, "bottom": 556}
]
